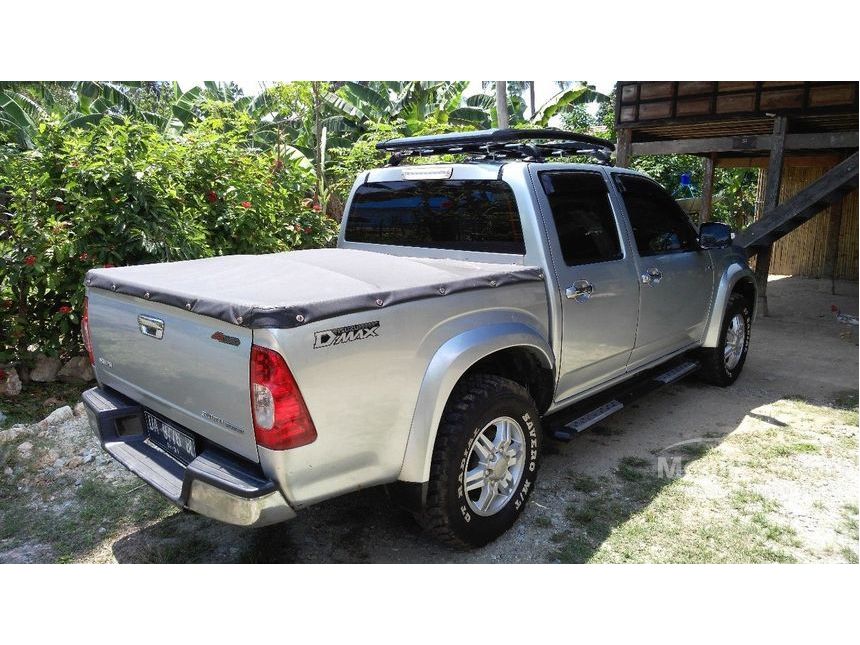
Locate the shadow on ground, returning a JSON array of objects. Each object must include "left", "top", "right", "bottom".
[{"left": 109, "top": 276, "right": 858, "bottom": 563}]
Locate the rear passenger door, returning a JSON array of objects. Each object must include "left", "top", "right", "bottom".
[
  {"left": 612, "top": 174, "right": 714, "bottom": 369},
  {"left": 532, "top": 169, "right": 641, "bottom": 402}
]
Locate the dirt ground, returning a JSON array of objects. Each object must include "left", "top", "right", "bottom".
[{"left": 1, "top": 275, "right": 857, "bottom": 563}]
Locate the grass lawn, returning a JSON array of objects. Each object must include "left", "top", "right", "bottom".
[{"left": 1, "top": 381, "right": 87, "bottom": 430}]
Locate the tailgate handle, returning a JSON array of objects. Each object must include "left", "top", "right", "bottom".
[{"left": 138, "top": 315, "right": 164, "bottom": 340}]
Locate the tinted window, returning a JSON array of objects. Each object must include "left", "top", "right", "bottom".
[
  {"left": 345, "top": 180, "right": 524, "bottom": 254},
  {"left": 540, "top": 171, "right": 622, "bottom": 266},
  {"left": 615, "top": 174, "right": 698, "bottom": 256}
]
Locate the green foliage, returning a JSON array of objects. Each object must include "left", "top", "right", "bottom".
[
  {"left": 712, "top": 168, "right": 759, "bottom": 229},
  {"left": 632, "top": 155, "right": 760, "bottom": 228},
  {"left": 0, "top": 111, "right": 336, "bottom": 363},
  {"left": 632, "top": 155, "right": 704, "bottom": 194}
]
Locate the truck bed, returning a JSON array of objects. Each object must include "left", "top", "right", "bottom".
[{"left": 85, "top": 248, "right": 544, "bottom": 329}]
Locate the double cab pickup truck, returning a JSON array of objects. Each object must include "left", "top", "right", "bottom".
[{"left": 82, "top": 128, "right": 756, "bottom": 548}]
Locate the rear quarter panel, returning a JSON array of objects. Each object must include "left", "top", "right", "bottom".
[{"left": 254, "top": 281, "right": 550, "bottom": 507}]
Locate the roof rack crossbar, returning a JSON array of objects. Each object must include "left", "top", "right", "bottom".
[{"left": 378, "top": 128, "right": 615, "bottom": 166}]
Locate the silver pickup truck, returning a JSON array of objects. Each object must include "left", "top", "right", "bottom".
[{"left": 81, "top": 129, "right": 756, "bottom": 548}]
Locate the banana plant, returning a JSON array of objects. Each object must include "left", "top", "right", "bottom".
[
  {"left": 529, "top": 84, "right": 609, "bottom": 127},
  {"left": 323, "top": 81, "right": 492, "bottom": 136}
]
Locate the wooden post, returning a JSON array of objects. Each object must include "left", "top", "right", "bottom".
[
  {"left": 823, "top": 196, "right": 845, "bottom": 295},
  {"left": 616, "top": 128, "right": 632, "bottom": 168},
  {"left": 700, "top": 153, "right": 716, "bottom": 223},
  {"left": 754, "top": 116, "right": 788, "bottom": 317}
]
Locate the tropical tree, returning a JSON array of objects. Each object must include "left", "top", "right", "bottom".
[{"left": 323, "top": 81, "right": 492, "bottom": 137}]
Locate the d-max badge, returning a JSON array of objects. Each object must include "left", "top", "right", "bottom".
[{"left": 314, "top": 321, "right": 380, "bottom": 349}]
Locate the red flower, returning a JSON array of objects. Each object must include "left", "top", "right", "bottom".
[
  {"left": 55, "top": 202, "right": 65, "bottom": 213},
  {"left": 79, "top": 252, "right": 90, "bottom": 261},
  {"left": 58, "top": 305, "right": 72, "bottom": 314},
  {"left": 241, "top": 201, "right": 252, "bottom": 209},
  {"left": 24, "top": 255, "right": 37, "bottom": 266},
  {"left": 207, "top": 191, "right": 218, "bottom": 203},
  {"left": 303, "top": 226, "right": 312, "bottom": 234},
  {"left": 312, "top": 202, "right": 322, "bottom": 213},
  {"left": 104, "top": 263, "right": 115, "bottom": 268}
]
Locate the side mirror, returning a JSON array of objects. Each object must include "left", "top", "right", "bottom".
[{"left": 699, "top": 222, "right": 733, "bottom": 250}]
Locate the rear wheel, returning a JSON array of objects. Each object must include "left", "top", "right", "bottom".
[
  {"left": 699, "top": 293, "right": 752, "bottom": 386},
  {"left": 422, "top": 374, "right": 541, "bottom": 548}
]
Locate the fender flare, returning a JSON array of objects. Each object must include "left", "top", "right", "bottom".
[
  {"left": 702, "top": 261, "right": 758, "bottom": 347},
  {"left": 397, "top": 322, "right": 553, "bottom": 485}
]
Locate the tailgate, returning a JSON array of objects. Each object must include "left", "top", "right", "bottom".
[{"left": 86, "top": 289, "right": 259, "bottom": 462}]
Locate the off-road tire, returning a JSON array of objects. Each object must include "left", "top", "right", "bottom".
[
  {"left": 421, "top": 374, "right": 542, "bottom": 549},
  {"left": 698, "top": 293, "right": 752, "bottom": 386}
]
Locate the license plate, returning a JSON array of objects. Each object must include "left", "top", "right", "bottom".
[{"left": 144, "top": 411, "right": 196, "bottom": 463}]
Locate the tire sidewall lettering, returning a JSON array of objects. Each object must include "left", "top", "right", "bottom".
[{"left": 455, "top": 406, "right": 539, "bottom": 523}]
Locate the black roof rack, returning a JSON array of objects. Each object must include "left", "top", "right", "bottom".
[{"left": 376, "top": 128, "right": 615, "bottom": 166}]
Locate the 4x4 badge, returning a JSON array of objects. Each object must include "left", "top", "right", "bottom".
[
  {"left": 211, "top": 331, "right": 241, "bottom": 346},
  {"left": 314, "top": 321, "right": 380, "bottom": 349}
]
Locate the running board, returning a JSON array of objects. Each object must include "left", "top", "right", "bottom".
[{"left": 548, "top": 359, "right": 700, "bottom": 442}]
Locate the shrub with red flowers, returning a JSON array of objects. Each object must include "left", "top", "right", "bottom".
[{"left": 0, "top": 112, "right": 337, "bottom": 364}]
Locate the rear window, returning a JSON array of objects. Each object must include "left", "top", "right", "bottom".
[{"left": 345, "top": 179, "right": 525, "bottom": 254}]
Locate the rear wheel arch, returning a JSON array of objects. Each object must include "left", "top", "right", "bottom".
[
  {"left": 461, "top": 346, "right": 554, "bottom": 415},
  {"left": 397, "top": 324, "right": 553, "bottom": 486}
]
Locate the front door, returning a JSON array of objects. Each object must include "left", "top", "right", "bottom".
[
  {"left": 531, "top": 168, "right": 641, "bottom": 402},
  {"left": 611, "top": 173, "right": 714, "bottom": 369}
]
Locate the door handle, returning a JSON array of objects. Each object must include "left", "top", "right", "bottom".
[
  {"left": 641, "top": 267, "right": 663, "bottom": 286},
  {"left": 565, "top": 280, "right": 594, "bottom": 303}
]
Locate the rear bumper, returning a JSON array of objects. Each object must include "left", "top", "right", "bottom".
[{"left": 82, "top": 386, "right": 295, "bottom": 528}]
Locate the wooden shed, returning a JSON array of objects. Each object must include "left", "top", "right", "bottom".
[{"left": 614, "top": 81, "right": 858, "bottom": 313}]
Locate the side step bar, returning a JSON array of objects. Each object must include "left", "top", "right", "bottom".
[{"left": 547, "top": 359, "right": 700, "bottom": 442}]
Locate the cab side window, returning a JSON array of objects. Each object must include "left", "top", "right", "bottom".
[
  {"left": 614, "top": 174, "right": 698, "bottom": 256},
  {"left": 540, "top": 171, "right": 622, "bottom": 266}
]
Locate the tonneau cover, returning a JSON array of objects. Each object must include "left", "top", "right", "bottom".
[{"left": 85, "top": 248, "right": 544, "bottom": 329}]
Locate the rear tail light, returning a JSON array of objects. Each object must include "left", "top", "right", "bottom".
[
  {"left": 82, "top": 296, "right": 95, "bottom": 366},
  {"left": 250, "top": 344, "right": 317, "bottom": 450}
]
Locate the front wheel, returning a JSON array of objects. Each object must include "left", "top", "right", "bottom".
[
  {"left": 698, "top": 293, "right": 752, "bottom": 386},
  {"left": 422, "top": 374, "right": 541, "bottom": 548}
]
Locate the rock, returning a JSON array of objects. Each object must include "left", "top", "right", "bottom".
[
  {"left": 42, "top": 397, "right": 63, "bottom": 408},
  {"left": 0, "top": 425, "right": 28, "bottom": 443},
  {"left": 42, "top": 405, "right": 74, "bottom": 427},
  {"left": 57, "top": 356, "right": 95, "bottom": 383},
  {"left": 67, "top": 456, "right": 83, "bottom": 469},
  {"left": 17, "top": 441, "right": 33, "bottom": 459},
  {"left": 53, "top": 458, "right": 66, "bottom": 469},
  {"left": 82, "top": 453, "right": 95, "bottom": 464},
  {"left": 1, "top": 366, "right": 22, "bottom": 397},
  {"left": 3, "top": 466, "right": 12, "bottom": 477},
  {"left": 29, "top": 354, "right": 62, "bottom": 383},
  {"left": 74, "top": 402, "right": 85, "bottom": 417}
]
